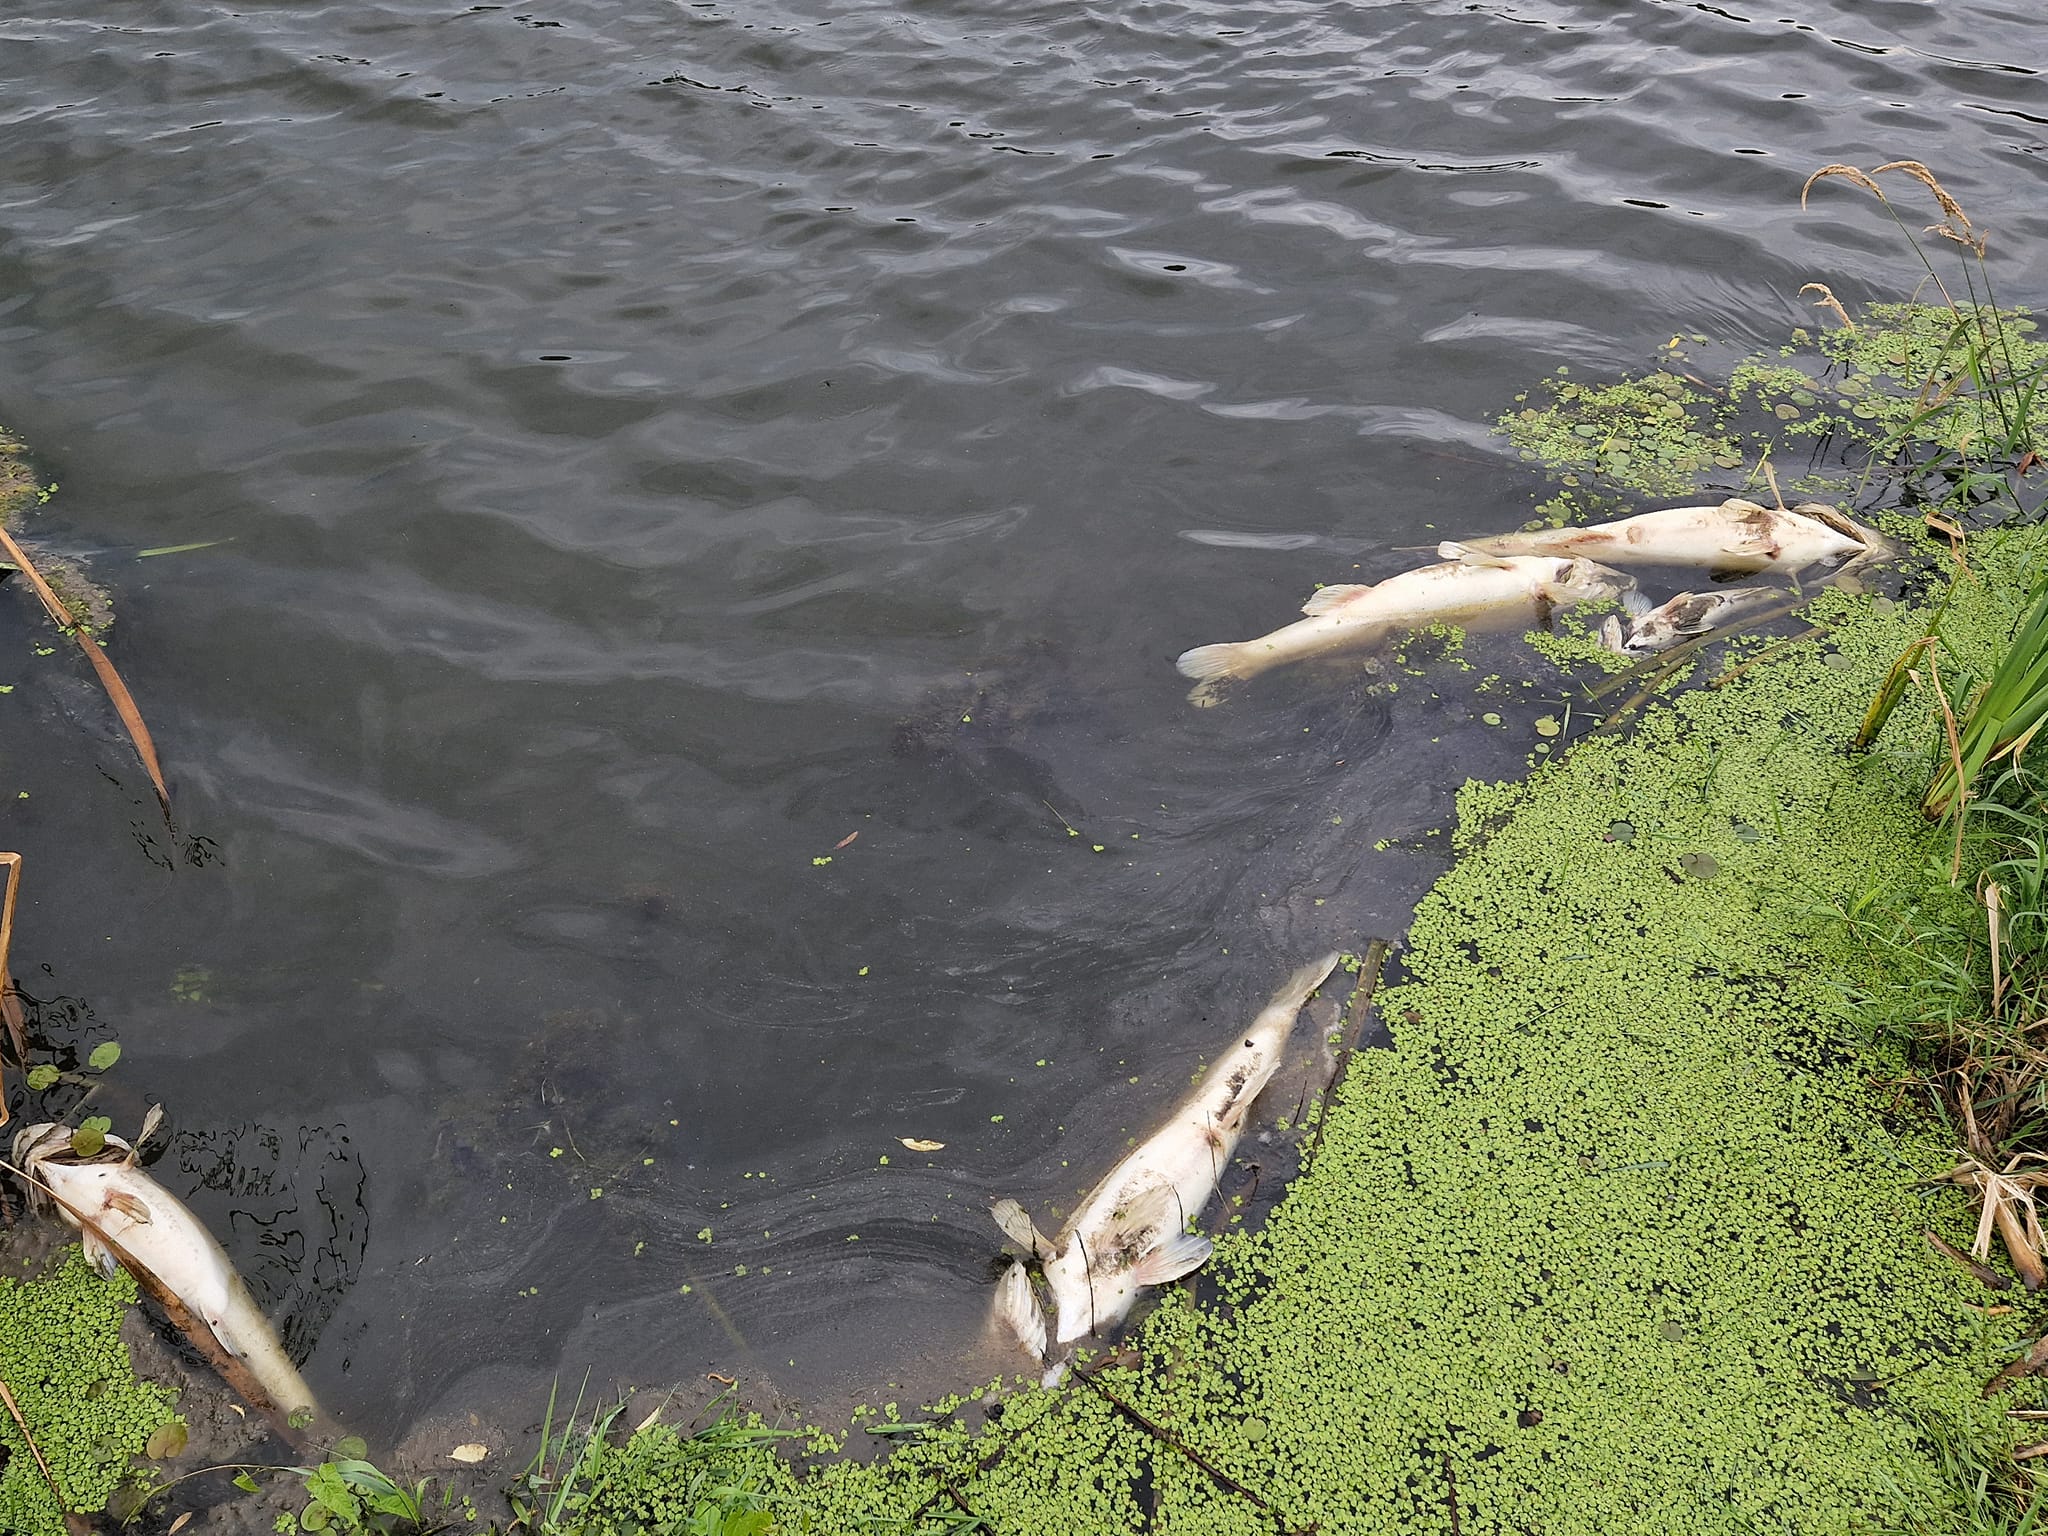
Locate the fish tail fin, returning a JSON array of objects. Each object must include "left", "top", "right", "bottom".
[
  {"left": 1441, "top": 540, "right": 1514, "bottom": 569},
  {"left": 991, "top": 1197, "right": 1055, "bottom": 1262},
  {"left": 994, "top": 1260, "right": 1048, "bottom": 1360},
  {"left": 1175, "top": 642, "right": 1251, "bottom": 683}
]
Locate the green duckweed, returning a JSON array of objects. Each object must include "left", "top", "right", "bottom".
[{"left": 0, "top": 1250, "right": 177, "bottom": 1536}]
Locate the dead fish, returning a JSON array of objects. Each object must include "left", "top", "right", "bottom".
[
  {"left": 13, "top": 1122, "right": 321, "bottom": 1425},
  {"left": 1447, "top": 498, "right": 1890, "bottom": 575},
  {"left": 991, "top": 951, "right": 1342, "bottom": 1359},
  {"left": 1598, "top": 586, "right": 1792, "bottom": 655},
  {"left": 1175, "top": 553, "right": 1632, "bottom": 699}
]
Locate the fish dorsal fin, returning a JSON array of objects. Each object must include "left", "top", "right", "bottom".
[
  {"left": 994, "top": 1260, "right": 1048, "bottom": 1359},
  {"left": 1299, "top": 583, "right": 1374, "bottom": 618},
  {"left": 991, "top": 1198, "right": 1055, "bottom": 1262},
  {"left": 1131, "top": 1232, "right": 1214, "bottom": 1287}
]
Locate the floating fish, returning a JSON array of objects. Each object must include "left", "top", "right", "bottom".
[
  {"left": 14, "top": 1122, "right": 321, "bottom": 1426},
  {"left": 1598, "top": 585, "right": 1793, "bottom": 655},
  {"left": 991, "top": 952, "right": 1343, "bottom": 1359},
  {"left": 1445, "top": 498, "right": 1892, "bottom": 575},
  {"left": 1175, "top": 553, "right": 1632, "bottom": 699}
]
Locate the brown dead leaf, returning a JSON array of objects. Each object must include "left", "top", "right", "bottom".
[
  {"left": 448, "top": 1443, "right": 489, "bottom": 1464},
  {"left": 899, "top": 1138, "right": 945, "bottom": 1153},
  {"left": 835, "top": 831, "right": 860, "bottom": 850}
]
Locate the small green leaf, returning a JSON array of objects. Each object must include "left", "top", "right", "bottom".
[
  {"left": 146, "top": 1420, "right": 189, "bottom": 1459},
  {"left": 25, "top": 1065, "right": 59, "bottom": 1092},
  {"left": 333, "top": 1435, "right": 368, "bottom": 1461},
  {"left": 234, "top": 1471, "right": 262, "bottom": 1494},
  {"left": 70, "top": 1119, "right": 110, "bottom": 1157},
  {"left": 87, "top": 1041, "right": 122, "bottom": 1072}
]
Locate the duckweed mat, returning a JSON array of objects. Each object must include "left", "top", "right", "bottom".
[
  {"left": 0, "top": 1248, "right": 177, "bottom": 1536},
  {"left": 663, "top": 528, "right": 2048, "bottom": 1536}
]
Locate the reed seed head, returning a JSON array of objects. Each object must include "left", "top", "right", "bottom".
[{"left": 1801, "top": 163, "right": 1885, "bottom": 209}]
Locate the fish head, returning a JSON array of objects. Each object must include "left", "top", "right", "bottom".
[
  {"left": 1620, "top": 613, "right": 1680, "bottom": 654},
  {"left": 1547, "top": 557, "right": 1635, "bottom": 606}
]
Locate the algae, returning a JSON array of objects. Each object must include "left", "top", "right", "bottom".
[
  {"left": 0, "top": 1249, "right": 178, "bottom": 1536},
  {"left": 1500, "top": 369, "right": 1738, "bottom": 499},
  {"left": 1498, "top": 302, "right": 2047, "bottom": 524}
]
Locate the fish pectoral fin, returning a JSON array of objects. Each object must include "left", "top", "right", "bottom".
[
  {"left": 105, "top": 1191, "right": 152, "bottom": 1223},
  {"left": 205, "top": 1315, "right": 247, "bottom": 1360},
  {"left": 1109, "top": 1181, "right": 1181, "bottom": 1243},
  {"left": 1718, "top": 536, "right": 1776, "bottom": 557},
  {"left": 79, "top": 1234, "right": 121, "bottom": 1280},
  {"left": 990, "top": 1198, "right": 1055, "bottom": 1262},
  {"left": 1598, "top": 615, "right": 1628, "bottom": 654},
  {"left": 1131, "top": 1232, "right": 1214, "bottom": 1287},
  {"left": 994, "top": 1261, "right": 1048, "bottom": 1360},
  {"left": 1620, "top": 586, "right": 1654, "bottom": 618},
  {"left": 1299, "top": 583, "right": 1374, "bottom": 618}
]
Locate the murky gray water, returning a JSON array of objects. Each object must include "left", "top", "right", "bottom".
[{"left": 1, "top": 0, "right": 2043, "bottom": 1440}]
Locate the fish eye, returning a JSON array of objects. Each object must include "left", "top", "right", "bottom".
[{"left": 1244, "top": 1039, "right": 1255, "bottom": 1048}]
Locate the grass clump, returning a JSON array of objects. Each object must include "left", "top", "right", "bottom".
[{"left": 503, "top": 1386, "right": 797, "bottom": 1536}]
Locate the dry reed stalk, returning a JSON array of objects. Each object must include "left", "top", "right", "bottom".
[
  {"left": 1305, "top": 938, "right": 1391, "bottom": 1170},
  {"left": 1988, "top": 1332, "right": 2048, "bottom": 1397},
  {"left": 0, "top": 522, "right": 170, "bottom": 814},
  {"left": 1760, "top": 459, "right": 1788, "bottom": 512},
  {"left": 1925, "top": 1228, "right": 2014, "bottom": 1290},
  {"left": 0, "top": 851, "right": 22, "bottom": 1126},
  {"left": 0, "top": 1373, "right": 85, "bottom": 1533}
]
